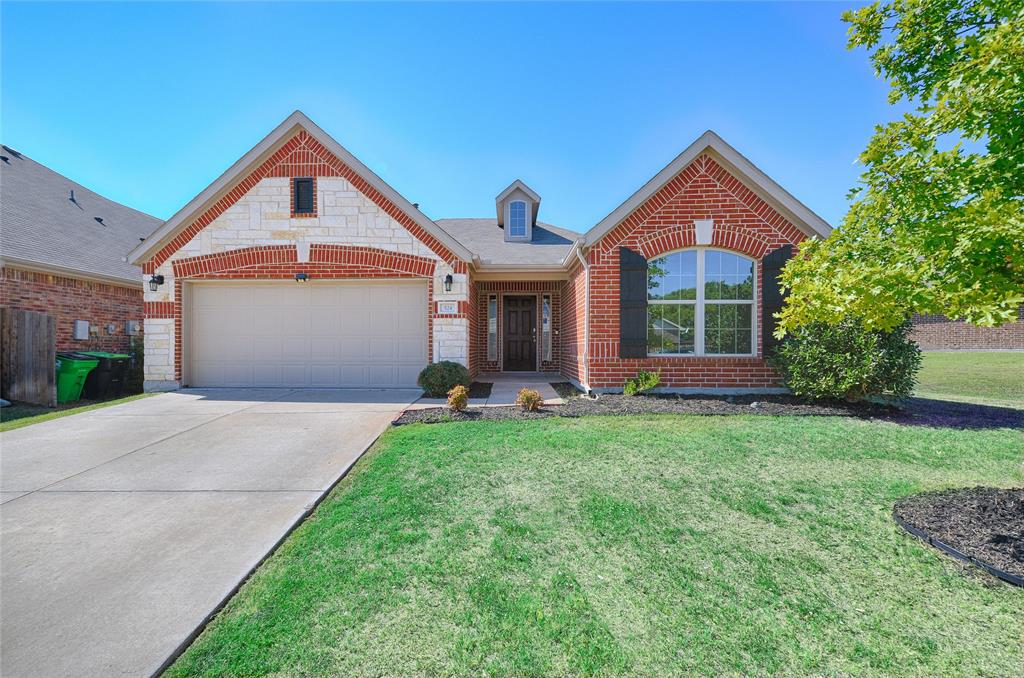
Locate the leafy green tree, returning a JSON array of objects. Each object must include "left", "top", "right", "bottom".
[{"left": 779, "top": 0, "right": 1024, "bottom": 334}]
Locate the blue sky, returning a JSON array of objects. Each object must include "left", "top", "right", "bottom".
[{"left": 2, "top": 1, "right": 887, "bottom": 232}]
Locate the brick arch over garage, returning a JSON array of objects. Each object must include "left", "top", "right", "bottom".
[{"left": 146, "top": 245, "right": 439, "bottom": 383}]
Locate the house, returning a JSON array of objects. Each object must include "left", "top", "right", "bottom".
[
  {"left": 0, "top": 146, "right": 161, "bottom": 352},
  {"left": 129, "top": 111, "right": 831, "bottom": 393},
  {"left": 910, "top": 313, "right": 1023, "bottom": 350}
]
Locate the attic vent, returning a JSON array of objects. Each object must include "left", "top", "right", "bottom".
[
  {"left": 69, "top": 190, "right": 76, "bottom": 203},
  {"left": 94, "top": 216, "right": 105, "bottom": 226},
  {"left": 0, "top": 156, "right": 8, "bottom": 164},
  {"left": 293, "top": 178, "right": 315, "bottom": 215}
]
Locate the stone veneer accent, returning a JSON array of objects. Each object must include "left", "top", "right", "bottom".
[{"left": 141, "top": 130, "right": 468, "bottom": 390}]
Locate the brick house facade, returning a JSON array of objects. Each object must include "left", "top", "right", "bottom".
[
  {"left": 130, "top": 112, "right": 832, "bottom": 393},
  {"left": 910, "top": 312, "right": 1024, "bottom": 350}
]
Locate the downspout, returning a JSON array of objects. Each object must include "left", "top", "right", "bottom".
[{"left": 574, "top": 244, "right": 592, "bottom": 393}]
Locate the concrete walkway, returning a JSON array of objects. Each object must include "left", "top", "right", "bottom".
[
  {"left": 411, "top": 373, "right": 563, "bottom": 409},
  {"left": 0, "top": 388, "right": 417, "bottom": 678}
]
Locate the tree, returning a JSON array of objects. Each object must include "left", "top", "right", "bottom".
[{"left": 778, "top": 0, "right": 1024, "bottom": 334}]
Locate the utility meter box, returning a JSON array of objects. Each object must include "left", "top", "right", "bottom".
[
  {"left": 126, "top": 320, "right": 141, "bottom": 336},
  {"left": 73, "top": 320, "right": 90, "bottom": 340}
]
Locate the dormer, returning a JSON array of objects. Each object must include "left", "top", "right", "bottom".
[{"left": 495, "top": 180, "right": 541, "bottom": 243}]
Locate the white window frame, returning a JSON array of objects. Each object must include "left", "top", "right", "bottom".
[
  {"left": 646, "top": 247, "right": 757, "bottom": 357},
  {"left": 507, "top": 200, "right": 528, "bottom": 239}
]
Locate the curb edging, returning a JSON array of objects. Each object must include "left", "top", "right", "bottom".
[{"left": 893, "top": 512, "right": 1024, "bottom": 588}]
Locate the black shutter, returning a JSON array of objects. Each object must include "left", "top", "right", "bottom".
[
  {"left": 761, "top": 245, "right": 793, "bottom": 355},
  {"left": 294, "top": 178, "right": 314, "bottom": 214},
  {"left": 619, "top": 247, "right": 648, "bottom": 358}
]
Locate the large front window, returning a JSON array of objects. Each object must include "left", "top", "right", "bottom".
[{"left": 647, "top": 248, "right": 755, "bottom": 356}]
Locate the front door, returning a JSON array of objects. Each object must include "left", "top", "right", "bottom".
[{"left": 503, "top": 296, "right": 537, "bottom": 371}]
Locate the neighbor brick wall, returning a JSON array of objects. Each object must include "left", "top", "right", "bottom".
[
  {"left": 583, "top": 153, "right": 806, "bottom": 390},
  {"left": 911, "top": 312, "right": 1024, "bottom": 350},
  {"left": 474, "top": 281, "right": 562, "bottom": 373},
  {"left": 0, "top": 266, "right": 143, "bottom": 352}
]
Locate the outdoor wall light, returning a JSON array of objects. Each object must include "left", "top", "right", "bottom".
[
  {"left": 295, "top": 272, "right": 309, "bottom": 283},
  {"left": 444, "top": 274, "right": 453, "bottom": 292},
  {"left": 148, "top": 275, "right": 165, "bottom": 292}
]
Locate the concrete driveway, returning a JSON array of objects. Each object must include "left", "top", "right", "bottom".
[{"left": 1, "top": 388, "right": 417, "bottom": 678}]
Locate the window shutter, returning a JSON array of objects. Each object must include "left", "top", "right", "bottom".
[
  {"left": 761, "top": 244, "right": 793, "bottom": 355},
  {"left": 619, "top": 247, "right": 648, "bottom": 358},
  {"left": 294, "top": 178, "right": 314, "bottom": 214}
]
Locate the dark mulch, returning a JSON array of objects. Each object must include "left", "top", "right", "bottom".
[
  {"left": 395, "top": 387, "right": 1023, "bottom": 429},
  {"left": 468, "top": 381, "right": 493, "bottom": 399},
  {"left": 895, "top": 487, "right": 1024, "bottom": 582}
]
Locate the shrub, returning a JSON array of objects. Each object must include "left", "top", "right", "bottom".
[
  {"left": 770, "top": 318, "right": 921, "bottom": 401},
  {"left": 515, "top": 388, "right": 543, "bottom": 412},
  {"left": 417, "top": 361, "right": 471, "bottom": 397},
  {"left": 447, "top": 384, "right": 469, "bottom": 412},
  {"left": 624, "top": 369, "right": 661, "bottom": 396}
]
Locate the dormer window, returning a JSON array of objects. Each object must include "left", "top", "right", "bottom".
[
  {"left": 509, "top": 201, "right": 527, "bottom": 238},
  {"left": 496, "top": 179, "right": 541, "bottom": 243}
]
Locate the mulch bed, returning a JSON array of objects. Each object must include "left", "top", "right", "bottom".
[
  {"left": 894, "top": 487, "right": 1024, "bottom": 585},
  {"left": 394, "top": 384, "right": 1023, "bottom": 429}
]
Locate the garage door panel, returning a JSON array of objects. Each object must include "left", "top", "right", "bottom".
[{"left": 190, "top": 282, "right": 428, "bottom": 388}]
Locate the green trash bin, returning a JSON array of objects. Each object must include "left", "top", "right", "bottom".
[{"left": 55, "top": 352, "right": 100, "bottom": 403}]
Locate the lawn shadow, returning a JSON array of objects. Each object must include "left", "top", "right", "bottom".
[{"left": 881, "top": 397, "right": 1023, "bottom": 431}]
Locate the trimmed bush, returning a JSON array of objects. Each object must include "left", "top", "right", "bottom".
[
  {"left": 515, "top": 388, "right": 543, "bottom": 412},
  {"left": 447, "top": 384, "right": 469, "bottom": 412},
  {"left": 624, "top": 369, "right": 661, "bottom": 396},
  {"left": 770, "top": 318, "right": 921, "bottom": 401},
  {"left": 417, "top": 361, "right": 471, "bottom": 397}
]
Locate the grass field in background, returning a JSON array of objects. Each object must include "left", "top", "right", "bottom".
[{"left": 915, "top": 351, "right": 1023, "bottom": 408}]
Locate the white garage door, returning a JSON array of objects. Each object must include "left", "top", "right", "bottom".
[{"left": 188, "top": 282, "right": 428, "bottom": 388}]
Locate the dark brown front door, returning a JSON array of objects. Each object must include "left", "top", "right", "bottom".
[{"left": 503, "top": 296, "right": 537, "bottom": 371}]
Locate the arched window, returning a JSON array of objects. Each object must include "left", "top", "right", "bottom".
[
  {"left": 647, "top": 248, "right": 756, "bottom": 355},
  {"left": 508, "top": 200, "right": 527, "bottom": 238}
]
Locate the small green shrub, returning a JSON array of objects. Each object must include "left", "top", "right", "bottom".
[
  {"left": 447, "top": 384, "right": 469, "bottom": 412},
  {"left": 417, "top": 361, "right": 471, "bottom": 397},
  {"left": 515, "top": 388, "right": 543, "bottom": 412},
  {"left": 624, "top": 369, "right": 661, "bottom": 396},
  {"left": 770, "top": 318, "right": 921, "bottom": 401}
]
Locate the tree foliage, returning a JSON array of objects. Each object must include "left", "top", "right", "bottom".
[{"left": 779, "top": 0, "right": 1024, "bottom": 333}]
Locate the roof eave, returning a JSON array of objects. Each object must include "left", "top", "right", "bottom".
[
  {"left": 0, "top": 256, "right": 142, "bottom": 288},
  {"left": 130, "top": 111, "right": 475, "bottom": 265},
  {"left": 582, "top": 130, "right": 832, "bottom": 249}
]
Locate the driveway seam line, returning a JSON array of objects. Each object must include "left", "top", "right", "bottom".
[{"left": 4, "top": 389, "right": 301, "bottom": 504}]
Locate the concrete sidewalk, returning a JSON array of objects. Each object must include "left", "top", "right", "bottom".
[
  {"left": 410, "top": 373, "right": 563, "bottom": 409},
  {"left": 1, "top": 388, "right": 416, "bottom": 678}
]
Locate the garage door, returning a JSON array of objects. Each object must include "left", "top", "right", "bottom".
[{"left": 188, "top": 282, "right": 428, "bottom": 388}]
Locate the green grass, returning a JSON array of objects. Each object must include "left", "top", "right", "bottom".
[
  {"left": 915, "top": 351, "right": 1024, "bottom": 407},
  {"left": 0, "top": 394, "right": 153, "bottom": 432},
  {"left": 169, "top": 415, "right": 1023, "bottom": 676}
]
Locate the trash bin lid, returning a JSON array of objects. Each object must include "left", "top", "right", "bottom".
[
  {"left": 80, "top": 351, "right": 130, "bottom": 359},
  {"left": 57, "top": 351, "right": 100, "bottom": 362}
]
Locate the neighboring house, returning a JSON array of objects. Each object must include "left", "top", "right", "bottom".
[
  {"left": 0, "top": 146, "right": 161, "bottom": 352},
  {"left": 911, "top": 312, "right": 1024, "bottom": 350},
  {"left": 129, "top": 111, "right": 831, "bottom": 393}
]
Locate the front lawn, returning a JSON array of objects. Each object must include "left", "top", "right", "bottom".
[
  {"left": 915, "top": 351, "right": 1023, "bottom": 408},
  {"left": 169, "top": 416, "right": 1023, "bottom": 676}
]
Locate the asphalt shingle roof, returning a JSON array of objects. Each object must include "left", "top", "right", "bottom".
[
  {"left": 435, "top": 218, "right": 579, "bottom": 266},
  {"left": 0, "top": 146, "right": 161, "bottom": 285}
]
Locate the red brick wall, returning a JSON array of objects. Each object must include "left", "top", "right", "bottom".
[
  {"left": 473, "top": 281, "right": 562, "bottom": 374},
  {"left": 560, "top": 262, "right": 587, "bottom": 386},
  {"left": 467, "top": 271, "right": 479, "bottom": 376},
  {"left": 584, "top": 153, "right": 806, "bottom": 390},
  {"left": 0, "top": 266, "right": 143, "bottom": 353},
  {"left": 911, "top": 312, "right": 1024, "bottom": 350}
]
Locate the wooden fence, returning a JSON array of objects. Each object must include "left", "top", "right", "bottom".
[{"left": 1, "top": 308, "right": 56, "bottom": 407}]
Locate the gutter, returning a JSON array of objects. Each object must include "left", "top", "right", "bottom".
[{"left": 574, "top": 244, "right": 592, "bottom": 392}]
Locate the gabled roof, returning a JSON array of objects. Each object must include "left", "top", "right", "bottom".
[
  {"left": 583, "top": 130, "right": 832, "bottom": 247},
  {"left": 495, "top": 179, "right": 541, "bottom": 226},
  {"left": 129, "top": 111, "right": 475, "bottom": 265},
  {"left": 0, "top": 146, "right": 161, "bottom": 286}
]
